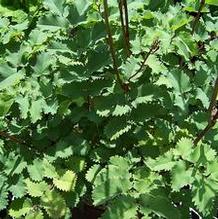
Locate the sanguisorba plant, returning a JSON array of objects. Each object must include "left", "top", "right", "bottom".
[{"left": 0, "top": 0, "right": 218, "bottom": 218}]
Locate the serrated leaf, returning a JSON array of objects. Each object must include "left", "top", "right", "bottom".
[
  {"left": 174, "top": 32, "right": 198, "bottom": 60},
  {"left": 25, "top": 179, "right": 48, "bottom": 197},
  {"left": 0, "top": 187, "right": 8, "bottom": 211},
  {"left": 44, "top": 0, "right": 66, "bottom": 16},
  {"left": 30, "top": 98, "right": 46, "bottom": 123},
  {"left": 27, "top": 159, "right": 44, "bottom": 182},
  {"left": 146, "top": 150, "right": 175, "bottom": 171},
  {"left": 174, "top": 137, "right": 193, "bottom": 161},
  {"left": 65, "top": 156, "right": 86, "bottom": 173},
  {"left": 206, "top": 0, "right": 218, "bottom": 6},
  {"left": 104, "top": 117, "right": 132, "bottom": 140},
  {"left": 0, "top": 93, "right": 14, "bottom": 117},
  {"left": 0, "top": 63, "right": 17, "bottom": 78},
  {"left": 196, "top": 88, "right": 210, "bottom": 109},
  {"left": 70, "top": 0, "right": 91, "bottom": 17},
  {"left": 92, "top": 156, "right": 131, "bottom": 205},
  {"left": 192, "top": 175, "right": 217, "bottom": 216},
  {"left": 93, "top": 178, "right": 131, "bottom": 205},
  {"left": 32, "top": 52, "right": 56, "bottom": 76},
  {"left": 171, "top": 160, "right": 194, "bottom": 191},
  {"left": 102, "top": 196, "right": 137, "bottom": 219},
  {"left": 169, "top": 13, "right": 191, "bottom": 31},
  {"left": 0, "top": 73, "right": 23, "bottom": 91},
  {"left": 38, "top": 14, "right": 69, "bottom": 31},
  {"left": 16, "top": 96, "right": 29, "bottom": 119},
  {"left": 86, "top": 164, "right": 101, "bottom": 183},
  {"left": 112, "top": 104, "right": 131, "bottom": 116},
  {"left": 190, "top": 144, "right": 217, "bottom": 164},
  {"left": 53, "top": 170, "right": 77, "bottom": 192},
  {"left": 139, "top": 189, "right": 181, "bottom": 219},
  {"left": 9, "top": 199, "right": 32, "bottom": 218},
  {"left": 25, "top": 209, "right": 44, "bottom": 219},
  {"left": 4, "top": 155, "right": 27, "bottom": 176},
  {"left": 168, "top": 69, "right": 191, "bottom": 94},
  {"left": 9, "top": 176, "right": 26, "bottom": 199},
  {"left": 146, "top": 55, "right": 167, "bottom": 74},
  {"left": 42, "top": 159, "right": 59, "bottom": 179},
  {"left": 133, "top": 168, "right": 163, "bottom": 194},
  {"left": 40, "top": 190, "right": 68, "bottom": 218}
]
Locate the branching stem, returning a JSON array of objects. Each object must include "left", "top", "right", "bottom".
[
  {"left": 191, "top": 0, "right": 205, "bottom": 35},
  {"left": 118, "top": 0, "right": 130, "bottom": 57},
  {"left": 0, "top": 130, "right": 26, "bottom": 145},
  {"left": 123, "top": 0, "right": 131, "bottom": 56},
  {"left": 103, "top": 0, "right": 125, "bottom": 90},
  {"left": 194, "top": 76, "right": 218, "bottom": 145},
  {"left": 208, "top": 77, "right": 218, "bottom": 117},
  {"left": 127, "top": 40, "right": 160, "bottom": 82}
]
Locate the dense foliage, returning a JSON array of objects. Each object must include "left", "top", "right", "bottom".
[{"left": 0, "top": 0, "right": 218, "bottom": 218}]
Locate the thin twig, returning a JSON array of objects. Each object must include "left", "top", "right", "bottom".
[
  {"left": 103, "top": 0, "right": 125, "bottom": 90},
  {"left": 193, "top": 122, "right": 215, "bottom": 145},
  {"left": 194, "top": 76, "right": 218, "bottom": 145},
  {"left": 0, "top": 130, "right": 26, "bottom": 145},
  {"left": 118, "top": 0, "right": 130, "bottom": 57},
  {"left": 123, "top": 0, "right": 131, "bottom": 56},
  {"left": 208, "top": 77, "right": 218, "bottom": 118},
  {"left": 127, "top": 40, "right": 160, "bottom": 82},
  {"left": 191, "top": 0, "right": 205, "bottom": 35}
]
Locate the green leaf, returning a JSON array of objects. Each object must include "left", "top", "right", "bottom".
[
  {"left": 44, "top": 0, "right": 66, "bottom": 16},
  {"left": 42, "top": 159, "right": 59, "bottom": 179},
  {"left": 0, "top": 93, "right": 14, "bottom": 117},
  {"left": 104, "top": 117, "right": 132, "bottom": 140},
  {"left": 9, "top": 176, "right": 26, "bottom": 199},
  {"left": 76, "top": 0, "right": 91, "bottom": 15},
  {"left": 102, "top": 196, "right": 137, "bottom": 219},
  {"left": 133, "top": 168, "right": 162, "bottom": 194},
  {"left": 9, "top": 199, "right": 32, "bottom": 218},
  {"left": 196, "top": 88, "right": 210, "bottom": 109},
  {"left": 30, "top": 98, "right": 46, "bottom": 123},
  {"left": 139, "top": 189, "right": 181, "bottom": 219},
  {"left": 25, "top": 209, "right": 44, "bottom": 219},
  {"left": 190, "top": 144, "right": 217, "bottom": 164},
  {"left": 0, "top": 63, "right": 17, "bottom": 78},
  {"left": 16, "top": 96, "right": 30, "bottom": 119},
  {"left": 168, "top": 69, "right": 191, "bottom": 94},
  {"left": 146, "top": 55, "right": 167, "bottom": 74},
  {"left": 4, "top": 155, "right": 27, "bottom": 176},
  {"left": 38, "top": 14, "right": 69, "bottom": 31},
  {"left": 192, "top": 175, "right": 217, "bottom": 216},
  {"left": 206, "top": 0, "right": 218, "bottom": 6},
  {"left": 92, "top": 156, "right": 131, "bottom": 205},
  {"left": 32, "top": 52, "right": 56, "bottom": 76},
  {"left": 171, "top": 160, "right": 194, "bottom": 191},
  {"left": 86, "top": 164, "right": 101, "bottom": 183},
  {"left": 112, "top": 104, "right": 131, "bottom": 116},
  {"left": 40, "top": 190, "right": 68, "bottom": 218},
  {"left": 0, "top": 73, "right": 24, "bottom": 91},
  {"left": 53, "top": 170, "right": 77, "bottom": 192},
  {"left": 174, "top": 137, "right": 193, "bottom": 161},
  {"left": 27, "top": 159, "right": 44, "bottom": 182},
  {"left": 25, "top": 179, "right": 48, "bottom": 197},
  {"left": 146, "top": 150, "right": 175, "bottom": 171},
  {"left": 174, "top": 32, "right": 198, "bottom": 60},
  {"left": 169, "top": 13, "right": 191, "bottom": 31},
  {"left": 0, "top": 186, "right": 8, "bottom": 211}
]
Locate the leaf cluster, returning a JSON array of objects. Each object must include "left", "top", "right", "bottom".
[{"left": 0, "top": 0, "right": 218, "bottom": 218}]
